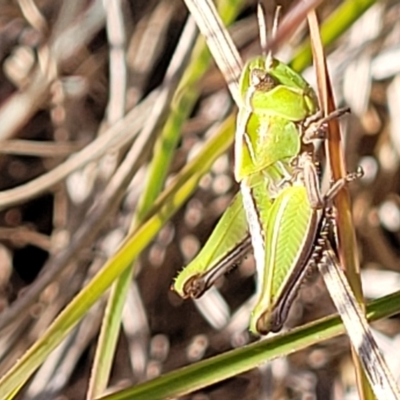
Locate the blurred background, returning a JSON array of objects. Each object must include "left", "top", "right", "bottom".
[{"left": 0, "top": 0, "right": 400, "bottom": 399}]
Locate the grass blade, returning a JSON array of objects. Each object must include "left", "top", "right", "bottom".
[
  {"left": 86, "top": 16, "right": 200, "bottom": 398},
  {"left": 88, "top": 0, "right": 244, "bottom": 395}
]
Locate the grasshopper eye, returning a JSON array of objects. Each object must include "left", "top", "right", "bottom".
[{"left": 250, "top": 68, "right": 277, "bottom": 91}]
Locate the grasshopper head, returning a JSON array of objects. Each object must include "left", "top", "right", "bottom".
[
  {"left": 239, "top": 57, "right": 277, "bottom": 100},
  {"left": 239, "top": 56, "right": 318, "bottom": 118}
]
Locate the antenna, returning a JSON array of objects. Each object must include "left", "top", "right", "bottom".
[
  {"left": 257, "top": 3, "right": 281, "bottom": 70},
  {"left": 266, "top": 5, "right": 281, "bottom": 70},
  {"left": 257, "top": 2, "right": 267, "bottom": 57},
  {"left": 271, "top": 6, "right": 281, "bottom": 41}
]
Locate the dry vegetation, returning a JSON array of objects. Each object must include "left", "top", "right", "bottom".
[{"left": 0, "top": 0, "right": 400, "bottom": 399}]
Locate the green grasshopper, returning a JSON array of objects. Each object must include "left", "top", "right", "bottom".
[
  {"left": 173, "top": 11, "right": 353, "bottom": 335},
  {"left": 173, "top": 52, "right": 321, "bottom": 329}
]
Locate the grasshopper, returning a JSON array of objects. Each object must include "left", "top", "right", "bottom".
[{"left": 173, "top": 9, "right": 354, "bottom": 335}]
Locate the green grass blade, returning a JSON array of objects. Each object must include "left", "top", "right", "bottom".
[
  {"left": 87, "top": 272, "right": 129, "bottom": 398},
  {"left": 96, "top": 290, "right": 400, "bottom": 400},
  {"left": 87, "top": 1, "right": 245, "bottom": 397},
  {"left": 135, "top": 0, "right": 243, "bottom": 222},
  {"left": 87, "top": 17, "right": 199, "bottom": 398},
  {"left": 0, "top": 114, "right": 235, "bottom": 399}
]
